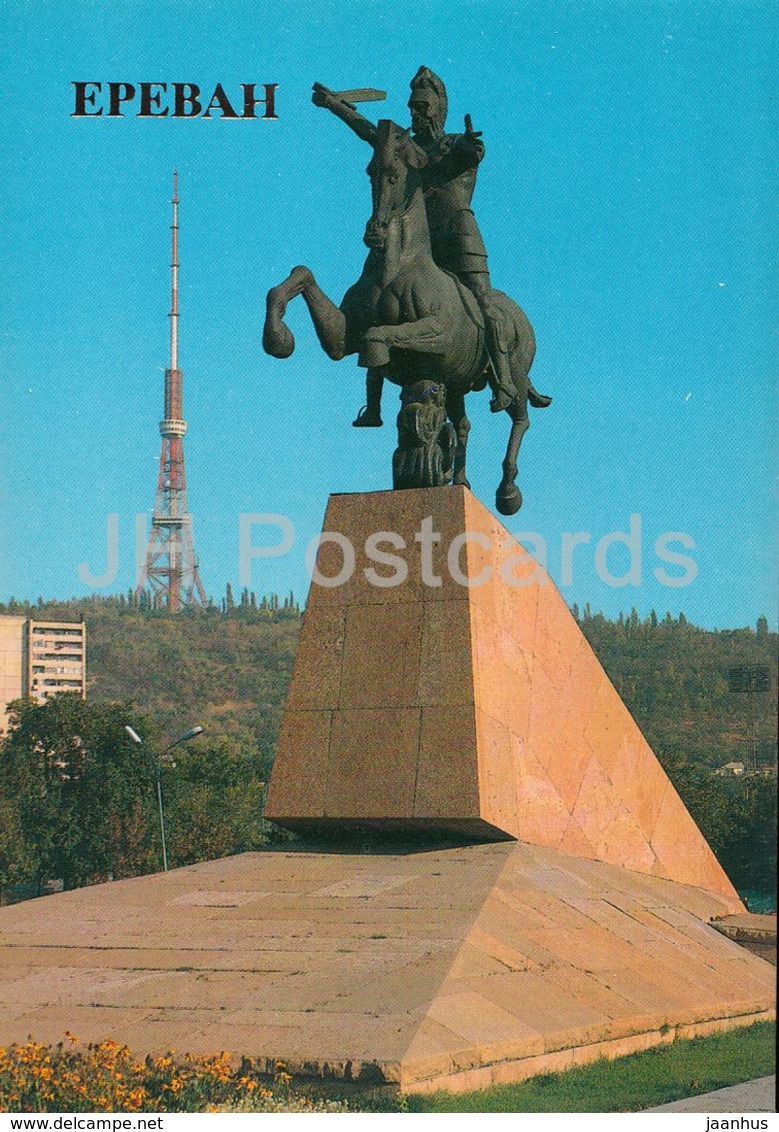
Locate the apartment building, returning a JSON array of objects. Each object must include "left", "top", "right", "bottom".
[
  {"left": 0, "top": 616, "right": 86, "bottom": 727},
  {"left": 0, "top": 615, "right": 27, "bottom": 725}
]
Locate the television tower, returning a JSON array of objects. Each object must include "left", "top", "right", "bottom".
[{"left": 136, "top": 171, "right": 207, "bottom": 612}]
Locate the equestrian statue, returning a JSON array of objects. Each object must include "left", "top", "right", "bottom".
[{"left": 263, "top": 67, "right": 551, "bottom": 515}]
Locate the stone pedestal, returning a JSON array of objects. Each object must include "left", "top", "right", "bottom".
[{"left": 267, "top": 487, "right": 739, "bottom": 902}]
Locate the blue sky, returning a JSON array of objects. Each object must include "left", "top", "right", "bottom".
[{"left": 0, "top": 0, "right": 776, "bottom": 627}]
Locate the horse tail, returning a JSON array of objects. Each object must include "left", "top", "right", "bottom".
[{"left": 527, "top": 382, "right": 552, "bottom": 409}]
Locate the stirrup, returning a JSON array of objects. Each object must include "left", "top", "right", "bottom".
[{"left": 490, "top": 386, "right": 515, "bottom": 413}]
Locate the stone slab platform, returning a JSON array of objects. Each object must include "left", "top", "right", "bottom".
[
  {"left": 711, "top": 913, "right": 777, "bottom": 966},
  {"left": 0, "top": 845, "right": 773, "bottom": 1093}
]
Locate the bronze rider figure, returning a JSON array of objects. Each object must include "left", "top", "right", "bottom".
[{"left": 312, "top": 66, "right": 517, "bottom": 426}]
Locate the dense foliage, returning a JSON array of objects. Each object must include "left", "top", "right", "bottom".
[
  {"left": 666, "top": 762, "right": 776, "bottom": 896},
  {"left": 0, "top": 696, "right": 156, "bottom": 890},
  {"left": 0, "top": 595, "right": 775, "bottom": 901},
  {"left": 0, "top": 696, "right": 271, "bottom": 893}
]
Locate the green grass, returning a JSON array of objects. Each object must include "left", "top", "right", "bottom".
[{"left": 395, "top": 1022, "right": 776, "bottom": 1113}]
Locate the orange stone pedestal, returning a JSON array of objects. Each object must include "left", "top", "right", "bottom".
[{"left": 267, "top": 487, "right": 740, "bottom": 902}]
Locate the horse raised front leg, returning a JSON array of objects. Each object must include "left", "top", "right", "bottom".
[
  {"left": 301, "top": 277, "right": 348, "bottom": 361},
  {"left": 264, "top": 266, "right": 347, "bottom": 361},
  {"left": 496, "top": 397, "right": 529, "bottom": 516},
  {"left": 446, "top": 390, "right": 471, "bottom": 489}
]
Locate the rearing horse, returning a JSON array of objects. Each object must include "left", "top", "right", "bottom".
[{"left": 263, "top": 118, "right": 550, "bottom": 515}]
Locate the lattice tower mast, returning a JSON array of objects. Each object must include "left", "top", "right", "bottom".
[{"left": 136, "top": 171, "right": 207, "bottom": 612}]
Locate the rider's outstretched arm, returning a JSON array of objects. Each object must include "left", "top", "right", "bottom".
[
  {"left": 312, "top": 83, "right": 378, "bottom": 145},
  {"left": 451, "top": 113, "right": 485, "bottom": 167}
]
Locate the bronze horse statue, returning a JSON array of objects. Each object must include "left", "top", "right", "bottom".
[{"left": 263, "top": 118, "right": 550, "bottom": 515}]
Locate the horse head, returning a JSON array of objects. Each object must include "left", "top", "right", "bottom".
[{"left": 364, "top": 119, "right": 428, "bottom": 252}]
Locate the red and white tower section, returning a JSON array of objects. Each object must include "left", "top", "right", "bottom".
[{"left": 137, "top": 172, "right": 207, "bottom": 612}]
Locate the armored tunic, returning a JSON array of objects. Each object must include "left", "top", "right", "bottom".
[{"left": 414, "top": 132, "right": 489, "bottom": 278}]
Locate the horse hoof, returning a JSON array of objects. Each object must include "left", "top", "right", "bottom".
[
  {"left": 490, "top": 392, "right": 514, "bottom": 413},
  {"left": 262, "top": 323, "right": 295, "bottom": 358},
  {"left": 496, "top": 485, "right": 522, "bottom": 516}
]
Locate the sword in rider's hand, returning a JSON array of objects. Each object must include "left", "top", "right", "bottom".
[
  {"left": 334, "top": 87, "right": 386, "bottom": 102},
  {"left": 313, "top": 82, "right": 387, "bottom": 107}
]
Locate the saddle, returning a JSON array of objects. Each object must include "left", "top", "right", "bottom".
[
  {"left": 447, "top": 272, "right": 490, "bottom": 391},
  {"left": 448, "top": 271, "right": 552, "bottom": 409}
]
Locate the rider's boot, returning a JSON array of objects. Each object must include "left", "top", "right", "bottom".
[
  {"left": 353, "top": 369, "right": 384, "bottom": 427},
  {"left": 484, "top": 311, "right": 516, "bottom": 413}
]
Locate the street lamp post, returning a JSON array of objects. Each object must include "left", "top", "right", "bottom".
[{"left": 125, "top": 724, "right": 205, "bottom": 872}]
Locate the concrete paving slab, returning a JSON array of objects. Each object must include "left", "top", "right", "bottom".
[
  {"left": 645, "top": 1075, "right": 776, "bottom": 1112},
  {"left": 711, "top": 915, "right": 777, "bottom": 967}
]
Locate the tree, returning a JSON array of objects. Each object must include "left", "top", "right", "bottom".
[
  {"left": 151, "top": 740, "right": 268, "bottom": 868},
  {"left": 0, "top": 696, "right": 158, "bottom": 889},
  {"left": 0, "top": 795, "right": 38, "bottom": 895},
  {"left": 661, "top": 760, "right": 777, "bottom": 897}
]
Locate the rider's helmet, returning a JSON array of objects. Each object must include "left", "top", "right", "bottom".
[{"left": 408, "top": 66, "right": 448, "bottom": 133}]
